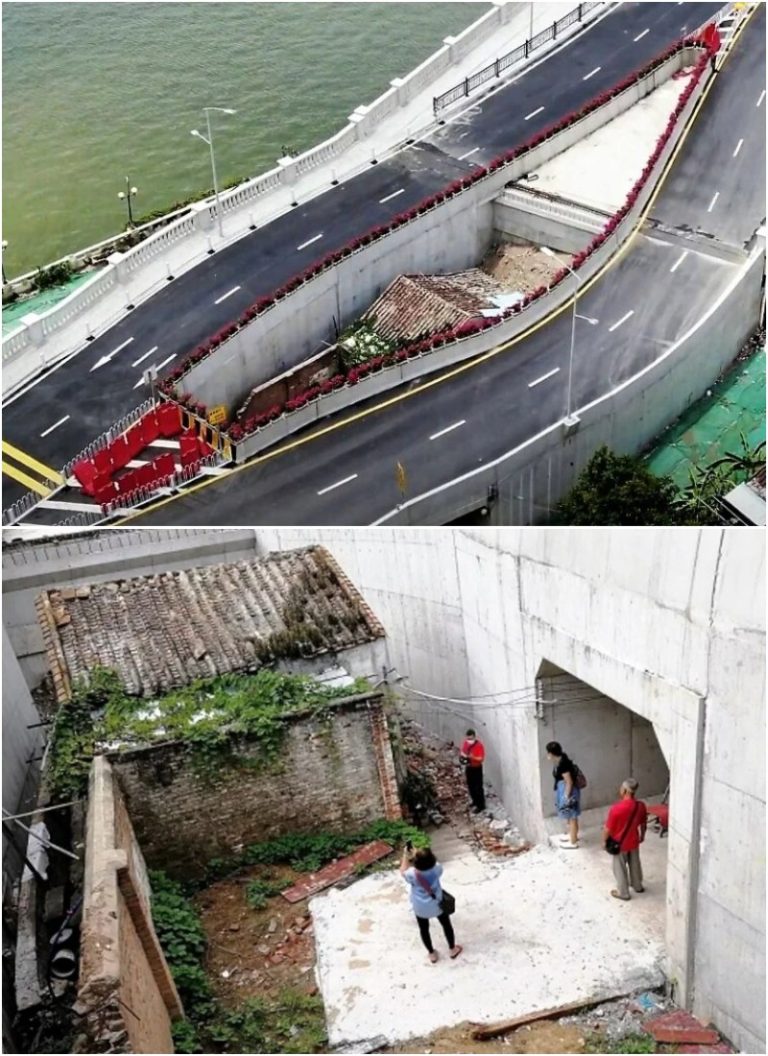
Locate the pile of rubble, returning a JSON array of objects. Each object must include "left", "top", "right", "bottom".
[{"left": 401, "top": 719, "right": 531, "bottom": 858}]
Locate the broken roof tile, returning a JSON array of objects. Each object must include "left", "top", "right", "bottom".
[{"left": 37, "top": 546, "right": 385, "bottom": 704}]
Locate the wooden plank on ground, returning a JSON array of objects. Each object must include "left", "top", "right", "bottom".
[
  {"left": 471, "top": 997, "right": 607, "bottom": 1040},
  {"left": 281, "top": 840, "right": 393, "bottom": 903}
]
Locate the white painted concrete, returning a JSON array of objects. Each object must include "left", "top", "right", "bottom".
[
  {"left": 522, "top": 71, "right": 694, "bottom": 213},
  {"left": 312, "top": 817, "right": 667, "bottom": 1046},
  {"left": 259, "top": 527, "right": 765, "bottom": 1054}
]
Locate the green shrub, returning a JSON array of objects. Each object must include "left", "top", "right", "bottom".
[{"left": 245, "top": 876, "right": 285, "bottom": 909}]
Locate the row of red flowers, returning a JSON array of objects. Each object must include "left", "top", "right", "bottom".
[
  {"left": 160, "top": 35, "right": 712, "bottom": 440},
  {"left": 225, "top": 42, "right": 712, "bottom": 444}
]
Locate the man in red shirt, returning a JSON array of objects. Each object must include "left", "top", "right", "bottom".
[
  {"left": 459, "top": 728, "right": 486, "bottom": 813},
  {"left": 603, "top": 778, "right": 648, "bottom": 901}
]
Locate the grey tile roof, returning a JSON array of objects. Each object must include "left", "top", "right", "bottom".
[
  {"left": 37, "top": 546, "right": 385, "bottom": 703},
  {"left": 366, "top": 270, "right": 508, "bottom": 342}
]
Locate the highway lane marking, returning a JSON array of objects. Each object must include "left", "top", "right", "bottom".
[
  {"left": 528, "top": 367, "right": 560, "bottom": 388},
  {"left": 524, "top": 106, "right": 545, "bottom": 121},
  {"left": 583, "top": 66, "right": 601, "bottom": 80},
  {"left": 90, "top": 336, "right": 134, "bottom": 372},
  {"left": 379, "top": 188, "right": 405, "bottom": 204},
  {"left": 1, "top": 460, "right": 51, "bottom": 496},
  {"left": 132, "top": 346, "right": 158, "bottom": 367},
  {"left": 297, "top": 234, "right": 323, "bottom": 251},
  {"left": 429, "top": 419, "right": 466, "bottom": 441},
  {"left": 757, "top": 90, "right": 766, "bottom": 108},
  {"left": 608, "top": 310, "right": 634, "bottom": 333},
  {"left": 732, "top": 138, "right": 744, "bottom": 157},
  {"left": 707, "top": 191, "right": 720, "bottom": 213},
  {"left": 117, "top": 4, "right": 762, "bottom": 527},
  {"left": 317, "top": 473, "right": 358, "bottom": 496},
  {"left": 458, "top": 147, "right": 480, "bottom": 160},
  {"left": 634, "top": 29, "right": 649, "bottom": 42},
  {"left": 40, "top": 415, "right": 70, "bottom": 438},
  {"left": 669, "top": 251, "right": 689, "bottom": 273},
  {"left": 1, "top": 441, "right": 64, "bottom": 485},
  {"left": 133, "top": 352, "right": 176, "bottom": 388},
  {"left": 214, "top": 285, "right": 241, "bottom": 305}
]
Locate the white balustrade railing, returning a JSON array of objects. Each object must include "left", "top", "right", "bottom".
[{"left": 0, "top": 0, "right": 591, "bottom": 384}]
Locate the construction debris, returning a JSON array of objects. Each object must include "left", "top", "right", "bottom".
[{"left": 281, "top": 840, "right": 393, "bottom": 903}]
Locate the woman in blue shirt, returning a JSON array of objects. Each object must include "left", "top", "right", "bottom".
[{"left": 400, "top": 846, "right": 462, "bottom": 963}]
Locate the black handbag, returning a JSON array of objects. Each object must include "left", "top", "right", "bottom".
[
  {"left": 605, "top": 801, "right": 641, "bottom": 856},
  {"left": 415, "top": 870, "right": 456, "bottom": 915}
]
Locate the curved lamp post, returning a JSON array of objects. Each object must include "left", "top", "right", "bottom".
[
  {"left": 117, "top": 178, "right": 139, "bottom": 227},
  {"left": 191, "top": 106, "right": 236, "bottom": 239}
]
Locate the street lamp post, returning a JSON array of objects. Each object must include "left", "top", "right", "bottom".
[
  {"left": 117, "top": 177, "right": 139, "bottom": 227},
  {"left": 1, "top": 239, "right": 8, "bottom": 285},
  {"left": 540, "top": 245, "right": 583, "bottom": 426},
  {"left": 191, "top": 106, "right": 236, "bottom": 240}
]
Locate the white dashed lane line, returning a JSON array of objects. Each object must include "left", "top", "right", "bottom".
[
  {"left": 429, "top": 420, "right": 466, "bottom": 441},
  {"left": 583, "top": 66, "right": 601, "bottom": 80},
  {"left": 670, "top": 251, "right": 689, "bottom": 273},
  {"left": 379, "top": 188, "right": 405, "bottom": 204},
  {"left": 528, "top": 367, "right": 560, "bottom": 389},
  {"left": 214, "top": 286, "right": 241, "bottom": 305},
  {"left": 317, "top": 474, "right": 358, "bottom": 497},
  {"left": 608, "top": 310, "right": 634, "bottom": 333},
  {"left": 132, "top": 346, "right": 158, "bottom": 368},
  {"left": 757, "top": 90, "right": 766, "bottom": 108},
  {"left": 133, "top": 352, "right": 177, "bottom": 389},
  {"left": 634, "top": 29, "right": 649, "bottom": 42},
  {"left": 707, "top": 191, "right": 720, "bottom": 213},
  {"left": 40, "top": 415, "right": 70, "bottom": 438},
  {"left": 296, "top": 234, "right": 323, "bottom": 251},
  {"left": 525, "top": 106, "right": 545, "bottom": 121},
  {"left": 458, "top": 147, "right": 480, "bottom": 161},
  {"left": 732, "top": 139, "right": 744, "bottom": 158}
]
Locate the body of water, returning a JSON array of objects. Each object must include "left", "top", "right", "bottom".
[{"left": 2, "top": 2, "right": 482, "bottom": 277}]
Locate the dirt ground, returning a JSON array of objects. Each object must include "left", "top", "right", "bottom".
[
  {"left": 387, "top": 1020, "right": 588, "bottom": 1053},
  {"left": 194, "top": 863, "right": 318, "bottom": 1008},
  {"left": 481, "top": 243, "right": 563, "bottom": 293}
]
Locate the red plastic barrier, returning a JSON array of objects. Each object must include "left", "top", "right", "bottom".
[
  {"left": 157, "top": 402, "right": 182, "bottom": 438},
  {"left": 92, "top": 447, "right": 113, "bottom": 476},
  {"left": 72, "top": 458, "right": 99, "bottom": 496},
  {"left": 179, "top": 431, "right": 200, "bottom": 467},
  {"left": 152, "top": 451, "right": 176, "bottom": 479},
  {"left": 198, "top": 436, "right": 214, "bottom": 458},
  {"left": 93, "top": 479, "right": 118, "bottom": 505}
]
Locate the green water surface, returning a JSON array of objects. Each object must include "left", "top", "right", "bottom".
[{"left": 3, "top": 2, "right": 483, "bottom": 276}]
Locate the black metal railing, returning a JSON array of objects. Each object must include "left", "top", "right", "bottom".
[{"left": 434, "top": 2, "right": 602, "bottom": 113}]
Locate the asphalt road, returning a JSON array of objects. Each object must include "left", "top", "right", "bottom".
[
  {"left": 1, "top": 0, "right": 719, "bottom": 509},
  {"left": 132, "top": 2, "right": 765, "bottom": 527}
]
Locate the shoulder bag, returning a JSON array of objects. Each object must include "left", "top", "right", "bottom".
[
  {"left": 605, "top": 800, "right": 641, "bottom": 856},
  {"left": 414, "top": 869, "right": 456, "bottom": 915}
]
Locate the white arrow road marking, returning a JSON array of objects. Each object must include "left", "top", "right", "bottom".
[
  {"left": 90, "top": 337, "right": 134, "bottom": 372},
  {"left": 317, "top": 474, "right": 358, "bottom": 496},
  {"left": 133, "top": 352, "right": 177, "bottom": 388},
  {"left": 132, "top": 346, "right": 158, "bottom": 367},
  {"left": 40, "top": 415, "right": 70, "bottom": 438}
]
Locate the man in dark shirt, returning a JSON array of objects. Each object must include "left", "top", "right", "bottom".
[
  {"left": 459, "top": 728, "right": 486, "bottom": 813},
  {"left": 603, "top": 778, "right": 648, "bottom": 900}
]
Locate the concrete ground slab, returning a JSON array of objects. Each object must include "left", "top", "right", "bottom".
[{"left": 311, "top": 815, "right": 668, "bottom": 1046}]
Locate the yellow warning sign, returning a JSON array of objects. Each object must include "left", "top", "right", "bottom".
[{"left": 207, "top": 405, "right": 228, "bottom": 426}]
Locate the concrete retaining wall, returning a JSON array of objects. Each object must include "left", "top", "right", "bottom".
[
  {"left": 379, "top": 238, "right": 764, "bottom": 525},
  {"left": 181, "top": 47, "right": 700, "bottom": 424},
  {"left": 254, "top": 526, "right": 765, "bottom": 1054},
  {"left": 492, "top": 188, "right": 607, "bottom": 252}
]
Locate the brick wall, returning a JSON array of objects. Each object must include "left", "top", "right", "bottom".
[
  {"left": 110, "top": 693, "right": 401, "bottom": 879},
  {"left": 77, "top": 758, "right": 182, "bottom": 1054}
]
